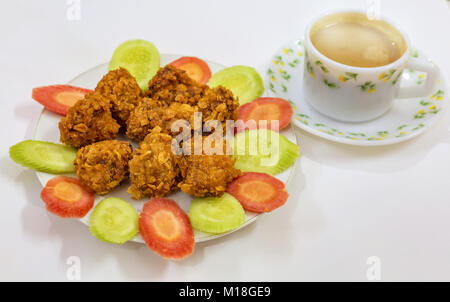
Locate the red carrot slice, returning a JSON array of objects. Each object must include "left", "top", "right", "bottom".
[
  {"left": 237, "top": 97, "right": 293, "bottom": 132},
  {"left": 227, "top": 172, "right": 289, "bottom": 213},
  {"left": 40, "top": 176, "right": 94, "bottom": 218},
  {"left": 32, "top": 85, "right": 93, "bottom": 116},
  {"left": 169, "top": 56, "right": 212, "bottom": 84},
  {"left": 139, "top": 198, "right": 195, "bottom": 260}
]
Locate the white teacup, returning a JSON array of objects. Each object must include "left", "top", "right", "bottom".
[{"left": 303, "top": 11, "right": 439, "bottom": 122}]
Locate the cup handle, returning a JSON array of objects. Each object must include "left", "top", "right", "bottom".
[{"left": 395, "top": 56, "right": 440, "bottom": 99}]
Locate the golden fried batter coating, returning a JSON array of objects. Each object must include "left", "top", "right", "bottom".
[
  {"left": 201, "top": 86, "right": 239, "bottom": 122},
  {"left": 126, "top": 98, "right": 198, "bottom": 142},
  {"left": 74, "top": 140, "right": 133, "bottom": 195},
  {"left": 59, "top": 93, "right": 120, "bottom": 148},
  {"left": 146, "top": 65, "right": 202, "bottom": 104},
  {"left": 128, "top": 128, "right": 180, "bottom": 199},
  {"left": 146, "top": 65, "right": 239, "bottom": 124},
  {"left": 176, "top": 136, "right": 241, "bottom": 197},
  {"left": 95, "top": 67, "right": 142, "bottom": 126}
]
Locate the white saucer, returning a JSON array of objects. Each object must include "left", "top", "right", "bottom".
[
  {"left": 266, "top": 40, "right": 447, "bottom": 146},
  {"left": 33, "top": 54, "right": 298, "bottom": 243}
]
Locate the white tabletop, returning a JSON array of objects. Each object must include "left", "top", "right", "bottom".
[{"left": 1, "top": 0, "right": 449, "bottom": 282}]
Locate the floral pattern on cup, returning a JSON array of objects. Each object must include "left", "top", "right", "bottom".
[
  {"left": 305, "top": 59, "right": 315, "bottom": 78},
  {"left": 379, "top": 69, "right": 396, "bottom": 82},
  {"left": 358, "top": 81, "right": 376, "bottom": 93},
  {"left": 323, "top": 78, "right": 340, "bottom": 89},
  {"left": 315, "top": 60, "right": 329, "bottom": 73},
  {"left": 339, "top": 72, "right": 358, "bottom": 82},
  {"left": 391, "top": 71, "right": 403, "bottom": 86}
]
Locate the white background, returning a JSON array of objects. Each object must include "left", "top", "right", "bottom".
[{"left": 0, "top": 0, "right": 449, "bottom": 282}]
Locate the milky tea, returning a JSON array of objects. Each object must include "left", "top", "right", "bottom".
[{"left": 310, "top": 12, "right": 407, "bottom": 68}]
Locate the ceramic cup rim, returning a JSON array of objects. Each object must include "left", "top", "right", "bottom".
[{"left": 304, "top": 9, "right": 412, "bottom": 72}]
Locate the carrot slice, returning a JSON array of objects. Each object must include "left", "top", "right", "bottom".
[
  {"left": 32, "top": 85, "right": 93, "bottom": 116},
  {"left": 237, "top": 97, "right": 293, "bottom": 132},
  {"left": 40, "top": 176, "right": 94, "bottom": 218},
  {"left": 139, "top": 198, "right": 195, "bottom": 260},
  {"left": 169, "top": 56, "right": 212, "bottom": 84},
  {"left": 227, "top": 172, "right": 289, "bottom": 213}
]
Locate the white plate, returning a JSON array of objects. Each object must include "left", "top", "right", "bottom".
[
  {"left": 33, "top": 54, "right": 298, "bottom": 243},
  {"left": 266, "top": 40, "right": 447, "bottom": 146}
]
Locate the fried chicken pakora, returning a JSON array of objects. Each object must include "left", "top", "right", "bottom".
[
  {"left": 126, "top": 98, "right": 198, "bottom": 142},
  {"left": 128, "top": 127, "right": 180, "bottom": 199},
  {"left": 176, "top": 136, "right": 241, "bottom": 197},
  {"left": 59, "top": 64, "right": 242, "bottom": 201},
  {"left": 95, "top": 67, "right": 142, "bottom": 127},
  {"left": 74, "top": 140, "right": 133, "bottom": 195},
  {"left": 59, "top": 92, "right": 120, "bottom": 148},
  {"left": 146, "top": 65, "right": 239, "bottom": 124}
]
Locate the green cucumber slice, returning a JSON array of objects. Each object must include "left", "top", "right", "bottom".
[
  {"left": 9, "top": 140, "right": 77, "bottom": 174},
  {"left": 207, "top": 65, "right": 264, "bottom": 105},
  {"left": 90, "top": 197, "right": 139, "bottom": 244},
  {"left": 232, "top": 129, "right": 300, "bottom": 175},
  {"left": 109, "top": 39, "right": 160, "bottom": 92},
  {"left": 189, "top": 193, "right": 245, "bottom": 234}
]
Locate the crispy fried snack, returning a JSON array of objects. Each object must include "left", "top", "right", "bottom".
[
  {"left": 146, "top": 65, "right": 202, "bottom": 104},
  {"left": 126, "top": 98, "right": 198, "bottom": 142},
  {"left": 128, "top": 128, "right": 180, "bottom": 199},
  {"left": 59, "top": 93, "right": 120, "bottom": 148},
  {"left": 95, "top": 67, "right": 142, "bottom": 126},
  {"left": 177, "top": 136, "right": 241, "bottom": 197},
  {"left": 74, "top": 140, "right": 133, "bottom": 195},
  {"left": 146, "top": 65, "right": 239, "bottom": 124},
  {"left": 203, "top": 85, "right": 239, "bottom": 122}
]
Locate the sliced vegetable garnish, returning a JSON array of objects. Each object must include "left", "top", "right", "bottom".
[
  {"left": 90, "top": 197, "right": 139, "bottom": 244},
  {"left": 169, "top": 56, "right": 212, "bottom": 84},
  {"left": 237, "top": 97, "right": 293, "bottom": 132},
  {"left": 207, "top": 65, "right": 264, "bottom": 105},
  {"left": 189, "top": 193, "right": 245, "bottom": 234},
  {"left": 227, "top": 172, "right": 288, "bottom": 213},
  {"left": 32, "top": 85, "right": 93, "bottom": 116},
  {"left": 140, "top": 199, "right": 195, "bottom": 259},
  {"left": 109, "top": 39, "right": 160, "bottom": 92},
  {"left": 40, "top": 176, "right": 94, "bottom": 218},
  {"left": 232, "top": 129, "right": 299, "bottom": 175},
  {"left": 9, "top": 140, "right": 77, "bottom": 174}
]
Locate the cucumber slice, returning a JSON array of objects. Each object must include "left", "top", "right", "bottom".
[
  {"left": 189, "top": 193, "right": 245, "bottom": 234},
  {"left": 207, "top": 65, "right": 264, "bottom": 105},
  {"left": 9, "top": 140, "right": 77, "bottom": 174},
  {"left": 109, "top": 39, "right": 160, "bottom": 92},
  {"left": 232, "top": 129, "right": 300, "bottom": 175},
  {"left": 90, "top": 197, "right": 139, "bottom": 244}
]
